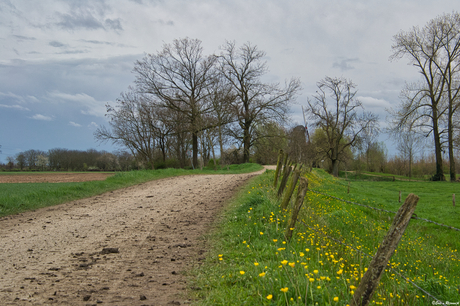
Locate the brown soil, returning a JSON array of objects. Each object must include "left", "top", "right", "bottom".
[
  {"left": 0, "top": 168, "right": 270, "bottom": 305},
  {"left": 0, "top": 173, "right": 114, "bottom": 183}
]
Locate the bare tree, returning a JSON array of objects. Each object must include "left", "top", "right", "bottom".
[
  {"left": 396, "top": 127, "right": 425, "bottom": 178},
  {"left": 205, "top": 74, "right": 236, "bottom": 162},
  {"left": 6, "top": 156, "right": 15, "bottom": 170},
  {"left": 134, "top": 38, "right": 217, "bottom": 167},
  {"left": 95, "top": 90, "right": 165, "bottom": 169},
  {"left": 391, "top": 11, "right": 460, "bottom": 181},
  {"left": 219, "top": 41, "right": 301, "bottom": 163},
  {"left": 305, "top": 76, "right": 378, "bottom": 177}
]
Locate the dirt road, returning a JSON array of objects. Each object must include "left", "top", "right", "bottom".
[{"left": 0, "top": 169, "right": 268, "bottom": 305}]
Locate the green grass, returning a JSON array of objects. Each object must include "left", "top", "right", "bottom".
[
  {"left": 188, "top": 169, "right": 459, "bottom": 305},
  {"left": 0, "top": 163, "right": 263, "bottom": 217}
]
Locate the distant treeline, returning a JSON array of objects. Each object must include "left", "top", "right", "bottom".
[{"left": 1, "top": 148, "right": 135, "bottom": 171}]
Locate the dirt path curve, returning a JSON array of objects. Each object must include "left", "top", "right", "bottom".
[{"left": 0, "top": 167, "right": 273, "bottom": 305}]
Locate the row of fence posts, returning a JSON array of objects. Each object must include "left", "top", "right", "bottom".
[{"left": 272, "top": 149, "right": 420, "bottom": 306}]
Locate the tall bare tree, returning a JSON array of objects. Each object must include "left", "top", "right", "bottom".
[
  {"left": 391, "top": 11, "right": 460, "bottom": 181},
  {"left": 219, "top": 41, "right": 301, "bottom": 163},
  {"left": 95, "top": 90, "right": 165, "bottom": 169},
  {"left": 134, "top": 38, "right": 217, "bottom": 167},
  {"left": 305, "top": 76, "right": 378, "bottom": 177}
]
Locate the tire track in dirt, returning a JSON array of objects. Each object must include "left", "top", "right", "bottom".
[{"left": 0, "top": 169, "right": 267, "bottom": 305}]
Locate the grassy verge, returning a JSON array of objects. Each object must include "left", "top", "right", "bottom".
[
  {"left": 0, "top": 163, "right": 263, "bottom": 217},
  {"left": 189, "top": 169, "right": 459, "bottom": 305}
]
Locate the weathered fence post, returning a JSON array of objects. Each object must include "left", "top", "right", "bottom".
[
  {"left": 280, "top": 170, "right": 301, "bottom": 211},
  {"left": 285, "top": 177, "right": 308, "bottom": 241},
  {"left": 350, "top": 193, "right": 419, "bottom": 306},
  {"left": 277, "top": 163, "right": 293, "bottom": 197},
  {"left": 274, "top": 150, "right": 284, "bottom": 188}
]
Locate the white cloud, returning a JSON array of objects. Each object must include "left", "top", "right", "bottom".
[
  {"left": 0, "top": 91, "right": 25, "bottom": 103},
  {"left": 88, "top": 122, "right": 98, "bottom": 129},
  {"left": 358, "top": 96, "right": 392, "bottom": 110},
  {"left": 0, "top": 104, "right": 30, "bottom": 111},
  {"left": 31, "top": 114, "right": 53, "bottom": 121},
  {"left": 47, "top": 90, "right": 107, "bottom": 117},
  {"left": 69, "top": 121, "right": 82, "bottom": 127}
]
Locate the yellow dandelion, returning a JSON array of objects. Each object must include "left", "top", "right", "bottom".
[
  {"left": 289, "top": 262, "right": 295, "bottom": 268},
  {"left": 267, "top": 294, "right": 273, "bottom": 300},
  {"left": 281, "top": 260, "right": 288, "bottom": 265},
  {"left": 280, "top": 287, "right": 288, "bottom": 293},
  {"left": 240, "top": 271, "right": 245, "bottom": 275},
  {"left": 333, "top": 297, "right": 339, "bottom": 302},
  {"left": 254, "top": 262, "right": 259, "bottom": 266},
  {"left": 259, "top": 272, "right": 266, "bottom": 277}
]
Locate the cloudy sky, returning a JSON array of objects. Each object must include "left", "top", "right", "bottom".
[{"left": 0, "top": 0, "right": 458, "bottom": 162}]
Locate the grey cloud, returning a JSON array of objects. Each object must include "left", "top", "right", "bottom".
[
  {"left": 105, "top": 18, "right": 123, "bottom": 31},
  {"left": 158, "top": 19, "right": 174, "bottom": 26},
  {"left": 13, "top": 35, "right": 36, "bottom": 41},
  {"left": 79, "top": 39, "right": 115, "bottom": 45},
  {"left": 333, "top": 58, "right": 360, "bottom": 71},
  {"left": 55, "top": 11, "right": 105, "bottom": 30},
  {"left": 49, "top": 41, "right": 67, "bottom": 48},
  {"left": 57, "top": 50, "right": 89, "bottom": 54},
  {"left": 78, "top": 39, "right": 134, "bottom": 48}
]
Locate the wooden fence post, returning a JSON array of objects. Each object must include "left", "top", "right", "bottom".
[
  {"left": 285, "top": 177, "right": 308, "bottom": 241},
  {"left": 350, "top": 193, "right": 419, "bottom": 306},
  {"left": 280, "top": 170, "right": 301, "bottom": 211},
  {"left": 277, "top": 163, "right": 293, "bottom": 197},
  {"left": 274, "top": 150, "right": 284, "bottom": 188}
]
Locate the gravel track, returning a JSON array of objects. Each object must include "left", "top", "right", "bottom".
[{"left": 0, "top": 169, "right": 268, "bottom": 305}]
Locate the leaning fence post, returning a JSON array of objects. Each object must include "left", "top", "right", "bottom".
[
  {"left": 278, "top": 164, "right": 293, "bottom": 197},
  {"left": 285, "top": 177, "right": 308, "bottom": 241},
  {"left": 280, "top": 170, "right": 301, "bottom": 211},
  {"left": 350, "top": 193, "right": 419, "bottom": 306},
  {"left": 274, "top": 150, "right": 284, "bottom": 188}
]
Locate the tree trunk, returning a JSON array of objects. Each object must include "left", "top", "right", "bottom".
[
  {"left": 448, "top": 107, "right": 456, "bottom": 182},
  {"left": 332, "top": 159, "right": 340, "bottom": 177},
  {"left": 243, "top": 125, "right": 250, "bottom": 163},
  {"left": 218, "top": 124, "right": 224, "bottom": 168},
  {"left": 192, "top": 132, "right": 198, "bottom": 168},
  {"left": 431, "top": 107, "right": 445, "bottom": 181}
]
